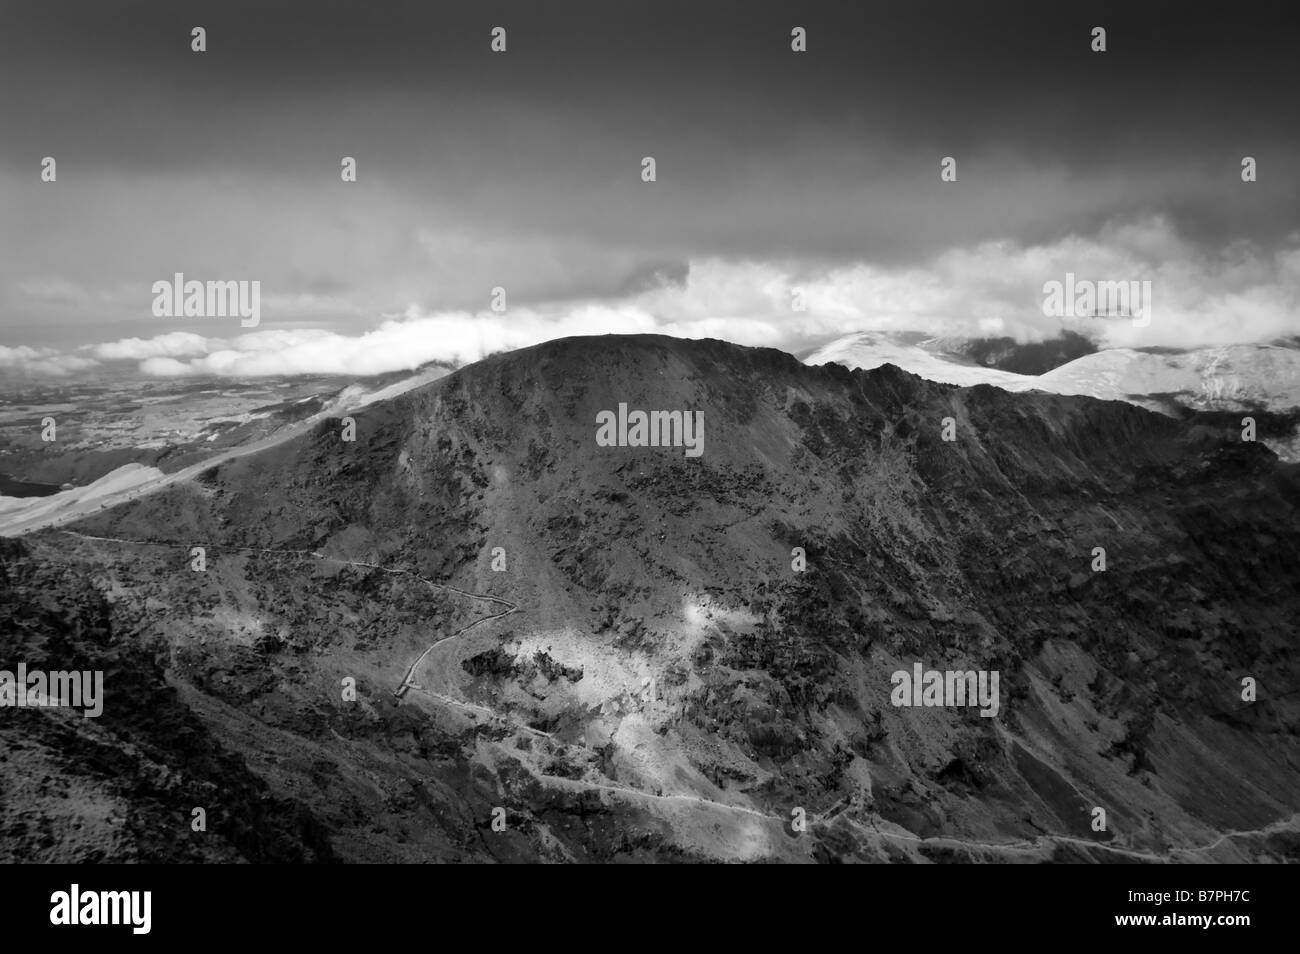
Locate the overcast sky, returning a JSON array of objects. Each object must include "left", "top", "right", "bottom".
[{"left": 2, "top": 0, "right": 1298, "bottom": 377}]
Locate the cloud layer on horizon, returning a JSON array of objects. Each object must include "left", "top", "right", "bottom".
[{"left": 3, "top": 215, "right": 1297, "bottom": 381}]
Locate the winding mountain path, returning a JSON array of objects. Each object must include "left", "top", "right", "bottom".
[
  {"left": 48, "top": 529, "right": 1300, "bottom": 862},
  {"left": 57, "top": 530, "right": 518, "bottom": 701}
]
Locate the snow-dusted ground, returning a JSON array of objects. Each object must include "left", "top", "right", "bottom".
[
  {"left": 1026, "top": 345, "right": 1300, "bottom": 411},
  {"left": 0, "top": 462, "right": 164, "bottom": 523},
  {"left": 806, "top": 333, "right": 1300, "bottom": 412},
  {"left": 806, "top": 333, "right": 1035, "bottom": 389}
]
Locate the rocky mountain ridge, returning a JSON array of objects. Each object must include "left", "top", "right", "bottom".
[{"left": 4, "top": 334, "right": 1298, "bottom": 862}]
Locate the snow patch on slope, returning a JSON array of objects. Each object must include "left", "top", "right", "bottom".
[{"left": 805, "top": 333, "right": 1035, "bottom": 389}]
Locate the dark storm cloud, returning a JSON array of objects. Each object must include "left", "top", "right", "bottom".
[{"left": 1, "top": 0, "right": 1297, "bottom": 347}]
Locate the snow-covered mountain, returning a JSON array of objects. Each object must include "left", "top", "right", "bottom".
[
  {"left": 805, "top": 333, "right": 1300, "bottom": 459},
  {"left": 803, "top": 333, "right": 1037, "bottom": 389},
  {"left": 1026, "top": 345, "right": 1300, "bottom": 412},
  {"left": 807, "top": 333, "right": 1300, "bottom": 411}
]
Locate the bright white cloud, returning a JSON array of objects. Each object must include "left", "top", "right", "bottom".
[
  {"left": 0, "top": 344, "right": 98, "bottom": 376},
  {"left": 92, "top": 332, "right": 211, "bottom": 361}
]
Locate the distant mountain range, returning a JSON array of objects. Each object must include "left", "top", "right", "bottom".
[{"left": 806, "top": 333, "right": 1300, "bottom": 460}]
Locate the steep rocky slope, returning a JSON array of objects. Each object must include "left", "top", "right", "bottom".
[
  {"left": 8, "top": 334, "right": 1300, "bottom": 862},
  {"left": 0, "top": 538, "right": 337, "bottom": 863}
]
